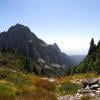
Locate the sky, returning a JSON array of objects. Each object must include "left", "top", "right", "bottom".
[{"left": 0, "top": 0, "right": 100, "bottom": 55}]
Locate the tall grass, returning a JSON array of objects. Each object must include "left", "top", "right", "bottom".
[{"left": 0, "top": 68, "right": 57, "bottom": 100}]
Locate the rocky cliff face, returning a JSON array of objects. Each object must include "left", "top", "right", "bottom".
[{"left": 0, "top": 24, "right": 75, "bottom": 68}]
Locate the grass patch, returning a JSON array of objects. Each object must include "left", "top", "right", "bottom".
[
  {"left": 0, "top": 81, "right": 17, "bottom": 96},
  {"left": 57, "top": 73, "right": 99, "bottom": 84},
  {"left": 81, "top": 96, "right": 92, "bottom": 100},
  {"left": 0, "top": 68, "right": 57, "bottom": 100},
  {"left": 31, "top": 78, "right": 55, "bottom": 91},
  {"left": 56, "top": 82, "right": 81, "bottom": 95}
]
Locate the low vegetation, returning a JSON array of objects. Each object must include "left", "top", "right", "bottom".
[
  {"left": 81, "top": 96, "right": 92, "bottom": 100},
  {"left": 0, "top": 67, "right": 57, "bottom": 100},
  {"left": 56, "top": 82, "right": 81, "bottom": 95}
]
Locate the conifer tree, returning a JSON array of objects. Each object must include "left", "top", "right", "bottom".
[
  {"left": 97, "top": 40, "right": 100, "bottom": 48},
  {"left": 88, "top": 38, "right": 96, "bottom": 55}
]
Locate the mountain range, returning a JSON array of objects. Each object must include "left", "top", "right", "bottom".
[{"left": 0, "top": 24, "right": 76, "bottom": 76}]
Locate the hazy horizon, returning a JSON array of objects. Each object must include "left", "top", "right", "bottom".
[{"left": 0, "top": 0, "right": 100, "bottom": 55}]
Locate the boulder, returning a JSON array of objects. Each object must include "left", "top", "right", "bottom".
[
  {"left": 85, "top": 85, "right": 90, "bottom": 90},
  {"left": 97, "top": 88, "right": 100, "bottom": 91},
  {"left": 95, "top": 90, "right": 100, "bottom": 95},
  {"left": 89, "top": 79, "right": 99, "bottom": 85},
  {"left": 81, "top": 79, "right": 90, "bottom": 88},
  {"left": 90, "top": 93, "right": 95, "bottom": 97},
  {"left": 90, "top": 84, "right": 99, "bottom": 90}
]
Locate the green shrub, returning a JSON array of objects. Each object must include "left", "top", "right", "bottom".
[
  {"left": 0, "top": 81, "right": 17, "bottom": 96},
  {"left": 56, "top": 82, "right": 81, "bottom": 95}
]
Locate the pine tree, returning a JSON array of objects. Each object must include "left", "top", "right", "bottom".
[
  {"left": 23, "top": 58, "right": 31, "bottom": 72},
  {"left": 97, "top": 40, "right": 100, "bottom": 48},
  {"left": 88, "top": 38, "right": 96, "bottom": 55}
]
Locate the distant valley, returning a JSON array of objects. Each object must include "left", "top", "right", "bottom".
[{"left": 70, "top": 55, "right": 85, "bottom": 65}]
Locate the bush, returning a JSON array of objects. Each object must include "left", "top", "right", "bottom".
[
  {"left": 56, "top": 82, "right": 81, "bottom": 95},
  {"left": 0, "top": 80, "right": 17, "bottom": 96}
]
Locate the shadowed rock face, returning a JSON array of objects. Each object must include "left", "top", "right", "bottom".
[{"left": 0, "top": 24, "right": 75, "bottom": 67}]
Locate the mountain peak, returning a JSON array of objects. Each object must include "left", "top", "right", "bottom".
[
  {"left": 8, "top": 24, "right": 31, "bottom": 33},
  {"left": 53, "top": 43, "right": 61, "bottom": 53}
]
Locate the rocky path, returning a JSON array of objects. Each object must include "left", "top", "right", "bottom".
[
  {"left": 41, "top": 77, "right": 57, "bottom": 82},
  {"left": 58, "top": 95, "right": 76, "bottom": 100}
]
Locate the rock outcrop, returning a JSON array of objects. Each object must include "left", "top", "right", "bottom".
[{"left": 75, "top": 78, "right": 100, "bottom": 99}]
